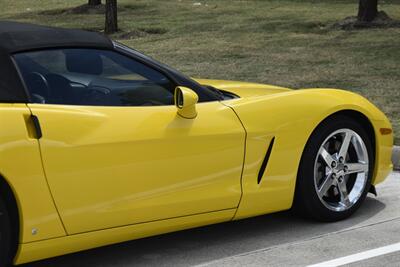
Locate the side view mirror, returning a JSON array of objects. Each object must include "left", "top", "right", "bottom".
[{"left": 174, "top": 86, "right": 199, "bottom": 119}]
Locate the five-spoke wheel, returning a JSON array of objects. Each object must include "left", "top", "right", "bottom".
[
  {"left": 315, "top": 129, "right": 369, "bottom": 212},
  {"left": 295, "top": 115, "right": 373, "bottom": 221}
]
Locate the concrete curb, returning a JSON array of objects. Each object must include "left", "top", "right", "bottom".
[{"left": 393, "top": 146, "right": 400, "bottom": 171}]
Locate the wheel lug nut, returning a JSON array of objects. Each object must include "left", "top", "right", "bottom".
[
  {"left": 332, "top": 173, "right": 337, "bottom": 179},
  {"left": 338, "top": 176, "right": 343, "bottom": 183},
  {"left": 344, "top": 166, "right": 348, "bottom": 172},
  {"left": 331, "top": 161, "right": 337, "bottom": 168},
  {"left": 339, "top": 157, "right": 344, "bottom": 163}
]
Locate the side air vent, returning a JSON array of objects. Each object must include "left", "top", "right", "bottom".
[{"left": 257, "top": 137, "right": 275, "bottom": 184}]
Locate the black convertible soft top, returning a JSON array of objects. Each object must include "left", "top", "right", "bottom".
[{"left": 0, "top": 21, "right": 113, "bottom": 102}]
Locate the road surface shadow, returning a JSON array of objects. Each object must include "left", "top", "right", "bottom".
[{"left": 23, "top": 196, "right": 385, "bottom": 267}]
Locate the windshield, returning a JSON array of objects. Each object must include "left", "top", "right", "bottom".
[{"left": 114, "top": 42, "right": 224, "bottom": 101}]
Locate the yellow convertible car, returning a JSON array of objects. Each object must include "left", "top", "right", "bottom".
[{"left": 0, "top": 21, "right": 393, "bottom": 266}]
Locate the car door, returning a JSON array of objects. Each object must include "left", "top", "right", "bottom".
[{"left": 14, "top": 48, "right": 245, "bottom": 234}]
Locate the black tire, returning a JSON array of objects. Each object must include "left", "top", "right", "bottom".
[
  {"left": 294, "top": 115, "right": 374, "bottom": 222},
  {"left": 0, "top": 198, "right": 12, "bottom": 266}
]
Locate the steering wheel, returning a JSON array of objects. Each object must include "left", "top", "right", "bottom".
[{"left": 26, "top": 72, "right": 50, "bottom": 103}]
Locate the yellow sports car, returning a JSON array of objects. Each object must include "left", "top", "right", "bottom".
[{"left": 0, "top": 21, "right": 393, "bottom": 266}]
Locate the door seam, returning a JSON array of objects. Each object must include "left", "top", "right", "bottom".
[
  {"left": 25, "top": 104, "right": 68, "bottom": 235},
  {"left": 220, "top": 102, "right": 248, "bottom": 220}
]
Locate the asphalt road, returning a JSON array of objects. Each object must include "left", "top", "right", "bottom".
[{"left": 24, "top": 172, "right": 400, "bottom": 267}]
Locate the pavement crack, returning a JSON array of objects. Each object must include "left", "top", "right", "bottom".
[
  {"left": 196, "top": 216, "right": 400, "bottom": 266},
  {"left": 239, "top": 216, "right": 400, "bottom": 257}
]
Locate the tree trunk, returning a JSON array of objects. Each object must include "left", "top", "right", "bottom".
[
  {"left": 88, "top": 0, "right": 101, "bottom": 6},
  {"left": 105, "top": 0, "right": 118, "bottom": 34},
  {"left": 358, "top": 0, "right": 378, "bottom": 22}
]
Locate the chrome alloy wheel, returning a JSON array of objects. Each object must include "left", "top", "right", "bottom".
[{"left": 314, "top": 129, "right": 369, "bottom": 212}]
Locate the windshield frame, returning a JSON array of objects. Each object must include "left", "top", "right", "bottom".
[{"left": 113, "top": 42, "right": 222, "bottom": 102}]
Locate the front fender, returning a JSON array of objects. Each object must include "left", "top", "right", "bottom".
[{"left": 222, "top": 88, "right": 393, "bottom": 219}]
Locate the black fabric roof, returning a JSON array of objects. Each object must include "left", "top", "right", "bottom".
[
  {"left": 0, "top": 21, "right": 113, "bottom": 53},
  {"left": 0, "top": 21, "right": 113, "bottom": 102}
]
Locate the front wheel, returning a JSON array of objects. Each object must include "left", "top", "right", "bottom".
[{"left": 294, "top": 115, "right": 374, "bottom": 221}]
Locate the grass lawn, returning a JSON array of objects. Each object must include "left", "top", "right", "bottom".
[{"left": 2, "top": 0, "right": 399, "bottom": 144}]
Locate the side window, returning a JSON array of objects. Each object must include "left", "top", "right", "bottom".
[{"left": 14, "top": 49, "right": 175, "bottom": 106}]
